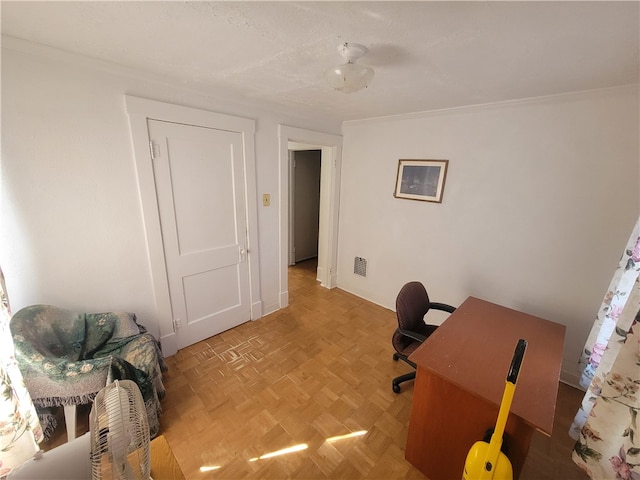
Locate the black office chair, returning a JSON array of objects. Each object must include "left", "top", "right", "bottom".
[{"left": 392, "top": 281, "right": 456, "bottom": 393}]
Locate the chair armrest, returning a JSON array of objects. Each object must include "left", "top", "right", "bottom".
[
  {"left": 429, "top": 302, "right": 456, "bottom": 314},
  {"left": 397, "top": 328, "right": 427, "bottom": 343}
]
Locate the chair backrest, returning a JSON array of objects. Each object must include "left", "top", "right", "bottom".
[{"left": 392, "top": 281, "right": 433, "bottom": 354}]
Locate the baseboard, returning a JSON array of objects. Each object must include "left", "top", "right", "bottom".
[
  {"left": 560, "top": 368, "right": 585, "bottom": 391},
  {"left": 318, "top": 266, "right": 337, "bottom": 289},
  {"left": 251, "top": 300, "right": 264, "bottom": 320},
  {"left": 279, "top": 290, "right": 289, "bottom": 310},
  {"left": 317, "top": 266, "right": 327, "bottom": 285},
  {"left": 160, "top": 332, "right": 178, "bottom": 357}
]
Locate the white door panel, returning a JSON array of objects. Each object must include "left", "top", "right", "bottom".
[{"left": 149, "top": 119, "right": 250, "bottom": 349}]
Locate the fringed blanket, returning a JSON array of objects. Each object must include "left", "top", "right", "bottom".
[{"left": 10, "top": 305, "right": 167, "bottom": 440}]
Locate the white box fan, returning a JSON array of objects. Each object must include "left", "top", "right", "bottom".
[{"left": 89, "top": 380, "right": 151, "bottom": 480}]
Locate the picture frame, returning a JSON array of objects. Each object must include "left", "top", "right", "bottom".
[{"left": 393, "top": 159, "right": 449, "bottom": 203}]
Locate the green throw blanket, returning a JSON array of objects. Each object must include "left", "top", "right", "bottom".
[{"left": 10, "top": 305, "right": 167, "bottom": 439}]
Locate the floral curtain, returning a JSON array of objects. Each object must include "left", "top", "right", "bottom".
[
  {"left": 0, "top": 266, "right": 43, "bottom": 476},
  {"left": 570, "top": 217, "right": 640, "bottom": 479}
]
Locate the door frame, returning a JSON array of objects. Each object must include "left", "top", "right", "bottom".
[
  {"left": 126, "top": 96, "right": 262, "bottom": 356},
  {"left": 278, "top": 125, "right": 343, "bottom": 308}
]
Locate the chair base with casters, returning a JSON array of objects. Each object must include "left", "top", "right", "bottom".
[
  {"left": 392, "top": 372, "right": 416, "bottom": 393},
  {"left": 392, "top": 368, "right": 417, "bottom": 393},
  {"left": 392, "top": 341, "right": 421, "bottom": 393}
]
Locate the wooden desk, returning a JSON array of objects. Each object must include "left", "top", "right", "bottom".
[{"left": 405, "top": 296, "right": 565, "bottom": 480}]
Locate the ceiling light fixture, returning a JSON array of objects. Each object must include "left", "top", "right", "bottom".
[{"left": 325, "top": 42, "right": 374, "bottom": 94}]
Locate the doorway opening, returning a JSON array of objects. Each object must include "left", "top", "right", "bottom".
[
  {"left": 289, "top": 148, "right": 321, "bottom": 266},
  {"left": 278, "top": 126, "right": 343, "bottom": 309},
  {"left": 287, "top": 257, "right": 319, "bottom": 299}
]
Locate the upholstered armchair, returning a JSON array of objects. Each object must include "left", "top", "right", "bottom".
[{"left": 10, "top": 305, "right": 166, "bottom": 441}]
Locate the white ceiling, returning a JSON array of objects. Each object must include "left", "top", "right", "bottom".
[{"left": 2, "top": 1, "right": 639, "bottom": 122}]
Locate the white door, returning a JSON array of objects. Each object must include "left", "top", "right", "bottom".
[{"left": 148, "top": 119, "right": 250, "bottom": 349}]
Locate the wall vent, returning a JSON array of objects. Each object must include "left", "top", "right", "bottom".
[{"left": 354, "top": 257, "right": 367, "bottom": 277}]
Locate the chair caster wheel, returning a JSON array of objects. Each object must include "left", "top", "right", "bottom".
[
  {"left": 393, "top": 353, "right": 400, "bottom": 362},
  {"left": 392, "top": 383, "right": 401, "bottom": 394}
]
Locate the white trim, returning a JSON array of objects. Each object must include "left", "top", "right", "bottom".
[
  {"left": 288, "top": 150, "right": 296, "bottom": 266},
  {"left": 278, "top": 125, "right": 343, "bottom": 307},
  {"left": 125, "top": 95, "right": 255, "bottom": 133},
  {"left": 125, "top": 95, "right": 261, "bottom": 356},
  {"left": 343, "top": 84, "right": 640, "bottom": 127}
]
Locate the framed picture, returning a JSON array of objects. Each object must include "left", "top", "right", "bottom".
[{"left": 393, "top": 159, "right": 449, "bottom": 203}]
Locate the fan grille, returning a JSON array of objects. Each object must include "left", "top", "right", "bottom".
[{"left": 90, "top": 380, "right": 150, "bottom": 480}]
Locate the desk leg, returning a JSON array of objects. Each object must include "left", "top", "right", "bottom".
[{"left": 405, "top": 367, "right": 534, "bottom": 480}]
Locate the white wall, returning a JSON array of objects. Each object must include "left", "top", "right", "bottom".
[
  {"left": 0, "top": 39, "right": 341, "bottom": 334},
  {"left": 4, "top": 38, "right": 639, "bottom": 385},
  {"left": 337, "top": 86, "right": 640, "bottom": 385}
]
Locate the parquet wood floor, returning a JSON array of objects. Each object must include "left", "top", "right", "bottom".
[
  {"left": 44, "top": 258, "right": 589, "bottom": 479},
  {"left": 158, "top": 259, "right": 588, "bottom": 480}
]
